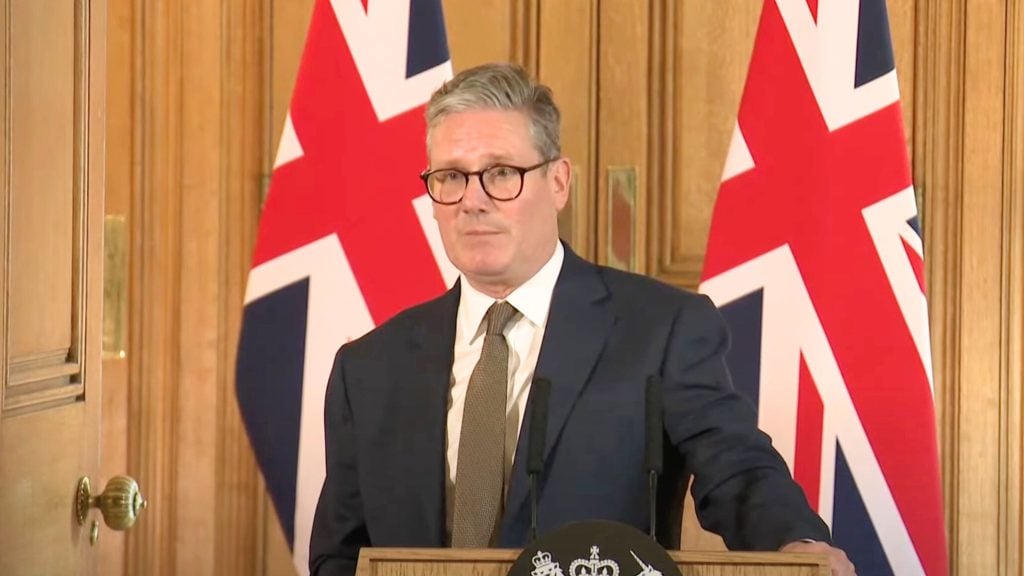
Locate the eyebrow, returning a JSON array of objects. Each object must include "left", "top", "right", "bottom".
[{"left": 429, "top": 154, "right": 522, "bottom": 171}]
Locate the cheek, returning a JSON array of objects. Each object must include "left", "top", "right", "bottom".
[
  {"left": 432, "top": 207, "right": 454, "bottom": 234},
  {"left": 516, "top": 195, "right": 555, "bottom": 232}
]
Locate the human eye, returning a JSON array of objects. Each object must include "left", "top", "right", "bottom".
[
  {"left": 431, "top": 169, "right": 463, "bottom": 183},
  {"left": 488, "top": 166, "right": 517, "bottom": 180}
]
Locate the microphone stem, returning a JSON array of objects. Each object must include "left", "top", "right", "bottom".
[
  {"left": 648, "top": 469, "right": 658, "bottom": 540},
  {"left": 529, "top": 473, "right": 539, "bottom": 542}
]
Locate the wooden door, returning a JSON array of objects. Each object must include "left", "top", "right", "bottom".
[{"left": 0, "top": 1, "right": 109, "bottom": 574}]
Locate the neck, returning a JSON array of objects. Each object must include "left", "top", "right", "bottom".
[{"left": 464, "top": 241, "right": 559, "bottom": 300}]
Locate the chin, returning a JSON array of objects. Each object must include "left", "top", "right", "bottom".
[
  {"left": 453, "top": 251, "right": 510, "bottom": 281},
  {"left": 462, "top": 262, "right": 510, "bottom": 280}
]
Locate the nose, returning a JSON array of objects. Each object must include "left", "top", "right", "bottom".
[{"left": 459, "top": 174, "right": 492, "bottom": 212}]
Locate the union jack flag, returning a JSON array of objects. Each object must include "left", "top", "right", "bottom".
[
  {"left": 699, "top": 1, "right": 947, "bottom": 574},
  {"left": 235, "top": 2, "right": 454, "bottom": 573}
]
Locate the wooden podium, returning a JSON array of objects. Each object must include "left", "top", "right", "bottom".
[{"left": 356, "top": 548, "right": 830, "bottom": 575}]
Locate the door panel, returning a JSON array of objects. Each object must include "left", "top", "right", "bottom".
[
  {"left": 0, "top": 0, "right": 107, "bottom": 574},
  {"left": 8, "top": 0, "right": 75, "bottom": 363}
]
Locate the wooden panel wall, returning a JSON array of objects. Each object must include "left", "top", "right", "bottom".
[
  {"left": 916, "top": 1, "right": 1024, "bottom": 573},
  {"left": 105, "top": 0, "right": 267, "bottom": 575},
  {"left": 537, "top": 0, "right": 598, "bottom": 261},
  {"left": 101, "top": 1, "right": 1024, "bottom": 575}
]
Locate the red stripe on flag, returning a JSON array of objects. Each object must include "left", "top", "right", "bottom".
[{"left": 794, "top": 355, "right": 824, "bottom": 512}]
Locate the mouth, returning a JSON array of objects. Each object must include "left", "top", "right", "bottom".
[{"left": 462, "top": 229, "right": 502, "bottom": 236}]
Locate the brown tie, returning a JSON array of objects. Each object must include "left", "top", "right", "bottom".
[{"left": 451, "top": 301, "right": 519, "bottom": 547}]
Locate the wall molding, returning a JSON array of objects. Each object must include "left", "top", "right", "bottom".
[
  {"left": 999, "top": 1, "right": 1023, "bottom": 571},
  {"left": 538, "top": 0, "right": 598, "bottom": 261},
  {"left": 915, "top": 0, "right": 1024, "bottom": 573},
  {"left": 511, "top": 0, "right": 539, "bottom": 76},
  {"left": 1, "top": 0, "right": 10, "bottom": 415},
  {"left": 647, "top": 0, "right": 693, "bottom": 286},
  {"left": 912, "top": 0, "right": 966, "bottom": 568},
  {"left": 126, "top": 1, "right": 184, "bottom": 573},
  {"left": 124, "top": 0, "right": 269, "bottom": 573},
  {"left": 215, "top": 0, "right": 268, "bottom": 572}
]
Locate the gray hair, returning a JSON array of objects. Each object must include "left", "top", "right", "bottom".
[{"left": 425, "top": 62, "right": 561, "bottom": 160}]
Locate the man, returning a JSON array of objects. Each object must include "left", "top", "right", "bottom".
[{"left": 309, "top": 62, "right": 855, "bottom": 576}]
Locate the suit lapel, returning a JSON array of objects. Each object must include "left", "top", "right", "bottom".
[
  {"left": 501, "top": 248, "right": 615, "bottom": 539},
  {"left": 402, "top": 282, "right": 460, "bottom": 545}
]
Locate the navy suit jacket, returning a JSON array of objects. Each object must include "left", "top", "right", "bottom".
[{"left": 309, "top": 246, "right": 830, "bottom": 575}]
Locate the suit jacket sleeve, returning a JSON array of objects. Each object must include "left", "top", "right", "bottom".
[
  {"left": 662, "top": 294, "right": 831, "bottom": 550},
  {"left": 309, "top": 346, "right": 369, "bottom": 576}
]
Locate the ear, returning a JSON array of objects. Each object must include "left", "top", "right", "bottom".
[{"left": 551, "top": 157, "right": 572, "bottom": 211}]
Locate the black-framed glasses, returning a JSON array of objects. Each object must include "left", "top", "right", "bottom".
[{"left": 419, "top": 159, "right": 555, "bottom": 205}]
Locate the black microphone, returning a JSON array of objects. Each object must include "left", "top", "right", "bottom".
[
  {"left": 526, "top": 377, "right": 552, "bottom": 543},
  {"left": 645, "top": 375, "right": 663, "bottom": 540}
]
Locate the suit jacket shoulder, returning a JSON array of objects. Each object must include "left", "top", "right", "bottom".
[{"left": 574, "top": 253, "right": 724, "bottom": 336}]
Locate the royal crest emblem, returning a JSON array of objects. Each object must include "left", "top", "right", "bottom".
[
  {"left": 530, "top": 550, "right": 565, "bottom": 576},
  {"left": 569, "top": 546, "right": 619, "bottom": 576},
  {"left": 506, "top": 520, "right": 678, "bottom": 576}
]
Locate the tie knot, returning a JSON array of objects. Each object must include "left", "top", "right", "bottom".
[{"left": 484, "top": 301, "right": 518, "bottom": 336}]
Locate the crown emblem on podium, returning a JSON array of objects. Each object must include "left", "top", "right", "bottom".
[
  {"left": 530, "top": 550, "right": 565, "bottom": 576},
  {"left": 569, "top": 546, "right": 619, "bottom": 576}
]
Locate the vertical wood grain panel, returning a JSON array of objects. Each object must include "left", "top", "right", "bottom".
[
  {"left": 4, "top": 0, "right": 90, "bottom": 410},
  {"left": 127, "top": 1, "right": 183, "bottom": 574},
  {"left": 597, "top": 0, "right": 648, "bottom": 272},
  {"left": 889, "top": 0, "right": 916, "bottom": 155},
  {"left": 659, "top": 0, "right": 758, "bottom": 288},
  {"left": 120, "top": 1, "right": 270, "bottom": 575},
  {"left": 217, "top": 0, "right": 267, "bottom": 573},
  {"left": 1, "top": 0, "right": 9, "bottom": 414},
  {"left": 511, "top": 0, "right": 539, "bottom": 74},
  {"left": 443, "top": 0, "right": 515, "bottom": 70},
  {"left": 174, "top": 0, "right": 222, "bottom": 572},
  {"left": 270, "top": 0, "right": 312, "bottom": 165},
  {"left": 957, "top": 1, "right": 1005, "bottom": 572},
  {"left": 1000, "top": 1, "right": 1024, "bottom": 572},
  {"left": 913, "top": 1, "right": 965, "bottom": 568},
  {"left": 8, "top": 0, "right": 75, "bottom": 361},
  {"left": 915, "top": 0, "right": 1024, "bottom": 573},
  {"left": 537, "top": 0, "right": 597, "bottom": 260}
]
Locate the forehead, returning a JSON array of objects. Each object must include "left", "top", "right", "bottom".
[{"left": 428, "top": 109, "right": 535, "bottom": 166}]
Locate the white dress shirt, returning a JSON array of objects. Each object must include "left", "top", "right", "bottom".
[{"left": 445, "top": 242, "right": 564, "bottom": 531}]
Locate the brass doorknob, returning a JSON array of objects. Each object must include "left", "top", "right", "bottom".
[{"left": 76, "top": 475, "right": 147, "bottom": 531}]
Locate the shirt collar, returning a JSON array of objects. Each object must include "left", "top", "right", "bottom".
[{"left": 457, "top": 242, "right": 565, "bottom": 345}]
